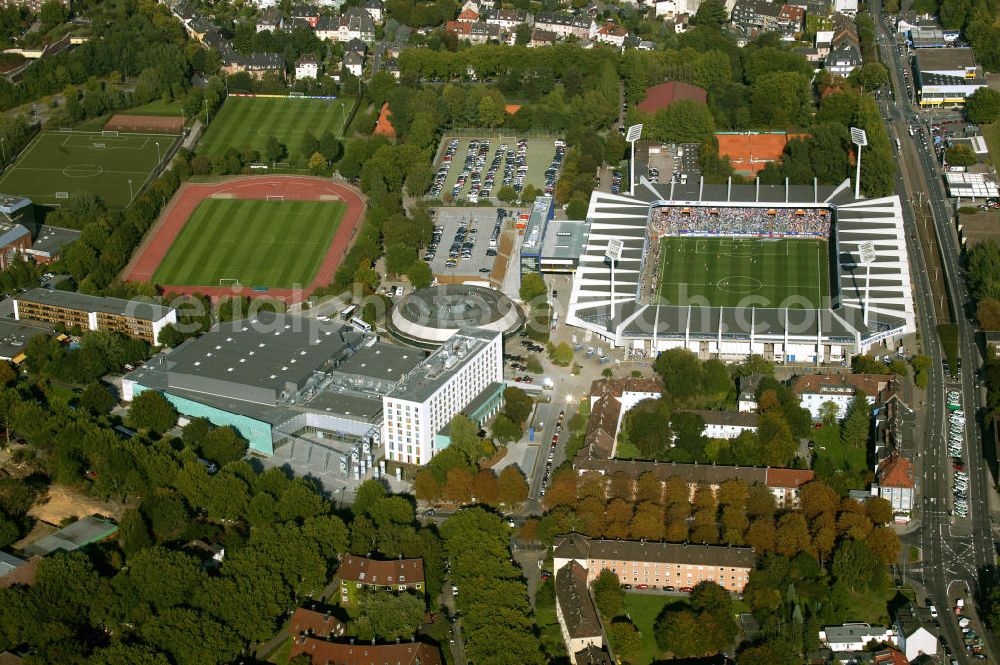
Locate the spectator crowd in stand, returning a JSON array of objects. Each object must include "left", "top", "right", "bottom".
[{"left": 650, "top": 206, "right": 831, "bottom": 239}]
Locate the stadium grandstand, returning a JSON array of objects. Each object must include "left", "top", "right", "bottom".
[{"left": 564, "top": 176, "right": 916, "bottom": 364}]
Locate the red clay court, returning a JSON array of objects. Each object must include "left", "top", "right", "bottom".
[
  {"left": 124, "top": 176, "right": 364, "bottom": 303},
  {"left": 715, "top": 132, "right": 809, "bottom": 176}
]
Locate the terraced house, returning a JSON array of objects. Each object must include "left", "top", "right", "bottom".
[{"left": 337, "top": 555, "right": 425, "bottom": 604}]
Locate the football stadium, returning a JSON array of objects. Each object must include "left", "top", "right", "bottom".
[{"left": 564, "top": 177, "right": 916, "bottom": 364}]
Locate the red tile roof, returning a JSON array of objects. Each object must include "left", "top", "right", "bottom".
[
  {"left": 765, "top": 467, "right": 815, "bottom": 490},
  {"left": 792, "top": 372, "right": 889, "bottom": 398},
  {"left": 289, "top": 608, "right": 345, "bottom": 638},
  {"left": 338, "top": 556, "right": 424, "bottom": 586},
  {"left": 457, "top": 7, "right": 479, "bottom": 20},
  {"left": 290, "top": 637, "right": 443, "bottom": 665},
  {"left": 637, "top": 81, "right": 708, "bottom": 114},
  {"left": 877, "top": 452, "right": 915, "bottom": 489},
  {"left": 873, "top": 647, "right": 909, "bottom": 665}
]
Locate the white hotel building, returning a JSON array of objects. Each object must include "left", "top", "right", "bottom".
[{"left": 383, "top": 328, "right": 504, "bottom": 465}]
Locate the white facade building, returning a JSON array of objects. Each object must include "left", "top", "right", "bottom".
[
  {"left": 833, "top": 0, "right": 858, "bottom": 15},
  {"left": 685, "top": 410, "right": 759, "bottom": 439},
  {"left": 295, "top": 55, "right": 319, "bottom": 79},
  {"left": 383, "top": 329, "right": 504, "bottom": 466},
  {"left": 820, "top": 624, "right": 895, "bottom": 652},
  {"left": 793, "top": 373, "right": 887, "bottom": 420}
]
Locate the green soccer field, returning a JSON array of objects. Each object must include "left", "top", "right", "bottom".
[
  {"left": 657, "top": 237, "right": 830, "bottom": 308},
  {"left": 152, "top": 199, "right": 345, "bottom": 288},
  {"left": 0, "top": 131, "right": 175, "bottom": 208},
  {"left": 197, "top": 96, "right": 352, "bottom": 167}
]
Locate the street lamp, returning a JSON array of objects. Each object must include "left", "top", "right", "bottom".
[
  {"left": 155, "top": 141, "right": 160, "bottom": 163},
  {"left": 128, "top": 178, "right": 133, "bottom": 203}
]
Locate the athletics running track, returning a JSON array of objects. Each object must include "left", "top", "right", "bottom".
[{"left": 124, "top": 176, "right": 364, "bottom": 304}]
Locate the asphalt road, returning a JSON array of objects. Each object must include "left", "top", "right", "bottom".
[{"left": 872, "top": 7, "right": 997, "bottom": 661}]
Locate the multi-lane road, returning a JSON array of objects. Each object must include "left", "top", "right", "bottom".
[{"left": 872, "top": 5, "right": 997, "bottom": 661}]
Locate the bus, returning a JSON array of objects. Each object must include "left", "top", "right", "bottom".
[
  {"left": 340, "top": 305, "right": 357, "bottom": 321},
  {"left": 350, "top": 316, "right": 372, "bottom": 333},
  {"left": 896, "top": 138, "right": 901, "bottom": 150}
]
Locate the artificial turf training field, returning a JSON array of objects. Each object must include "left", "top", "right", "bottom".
[
  {"left": 657, "top": 237, "right": 830, "bottom": 308},
  {"left": 152, "top": 199, "right": 345, "bottom": 289},
  {"left": 197, "top": 96, "right": 351, "bottom": 166},
  {"left": 0, "top": 131, "right": 175, "bottom": 208}
]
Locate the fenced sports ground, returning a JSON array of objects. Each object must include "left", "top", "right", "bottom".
[
  {"left": 196, "top": 96, "right": 353, "bottom": 167},
  {"left": 125, "top": 176, "right": 365, "bottom": 304},
  {"left": 657, "top": 237, "right": 830, "bottom": 309},
  {"left": 152, "top": 198, "right": 345, "bottom": 289},
  {"left": 0, "top": 130, "right": 177, "bottom": 208}
]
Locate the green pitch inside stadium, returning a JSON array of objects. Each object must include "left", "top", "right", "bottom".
[{"left": 656, "top": 237, "right": 831, "bottom": 309}]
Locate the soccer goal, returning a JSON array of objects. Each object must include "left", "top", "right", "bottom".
[
  {"left": 219, "top": 278, "right": 242, "bottom": 287},
  {"left": 266, "top": 195, "right": 284, "bottom": 202},
  {"left": 54, "top": 192, "right": 69, "bottom": 199},
  {"left": 102, "top": 130, "right": 119, "bottom": 137}
]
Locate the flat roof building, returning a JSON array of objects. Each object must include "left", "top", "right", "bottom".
[
  {"left": 388, "top": 284, "right": 524, "bottom": 348},
  {"left": 915, "top": 47, "right": 986, "bottom": 107},
  {"left": 24, "top": 225, "right": 80, "bottom": 264},
  {"left": 22, "top": 516, "right": 119, "bottom": 557},
  {"left": 13, "top": 288, "right": 176, "bottom": 345},
  {"left": 0, "top": 318, "right": 54, "bottom": 363}
]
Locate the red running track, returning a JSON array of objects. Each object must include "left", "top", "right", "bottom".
[{"left": 125, "top": 176, "right": 365, "bottom": 304}]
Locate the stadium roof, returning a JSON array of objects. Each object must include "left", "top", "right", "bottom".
[{"left": 565, "top": 179, "right": 916, "bottom": 349}]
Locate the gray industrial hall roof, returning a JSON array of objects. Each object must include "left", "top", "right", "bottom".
[
  {"left": 336, "top": 343, "right": 424, "bottom": 381},
  {"left": 917, "top": 47, "right": 977, "bottom": 72},
  {"left": 164, "top": 312, "right": 365, "bottom": 393},
  {"left": 540, "top": 219, "right": 590, "bottom": 260},
  {"left": 28, "top": 225, "right": 81, "bottom": 257},
  {"left": 302, "top": 389, "right": 384, "bottom": 422},
  {"left": 0, "top": 551, "right": 26, "bottom": 576},
  {"left": 0, "top": 317, "right": 53, "bottom": 360},
  {"left": 17, "top": 288, "right": 173, "bottom": 321}
]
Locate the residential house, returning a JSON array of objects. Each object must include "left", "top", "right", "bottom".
[
  {"left": 893, "top": 605, "right": 937, "bottom": 661},
  {"left": 315, "top": 9, "right": 375, "bottom": 42},
  {"left": 681, "top": 409, "right": 759, "bottom": 440},
  {"left": 445, "top": 20, "right": 500, "bottom": 44},
  {"left": 833, "top": 0, "right": 858, "bottom": 15},
  {"left": 653, "top": 0, "right": 701, "bottom": 18},
  {"left": 337, "top": 556, "right": 425, "bottom": 604},
  {"left": 819, "top": 624, "right": 895, "bottom": 652},
  {"left": 484, "top": 8, "right": 532, "bottom": 30},
  {"left": 343, "top": 49, "right": 364, "bottom": 77},
  {"left": 730, "top": 0, "right": 786, "bottom": 40},
  {"left": 815, "top": 29, "right": 834, "bottom": 58},
  {"left": 574, "top": 645, "right": 615, "bottom": 664},
  {"left": 289, "top": 607, "right": 346, "bottom": 639},
  {"left": 289, "top": 638, "right": 442, "bottom": 665},
  {"left": 456, "top": 6, "right": 479, "bottom": 21},
  {"left": 554, "top": 533, "right": 755, "bottom": 593},
  {"left": 875, "top": 452, "right": 915, "bottom": 519},
  {"left": 220, "top": 50, "right": 286, "bottom": 79},
  {"left": 530, "top": 28, "right": 558, "bottom": 47},
  {"left": 290, "top": 4, "right": 320, "bottom": 27},
  {"left": 792, "top": 373, "right": 889, "bottom": 420},
  {"left": 554, "top": 561, "right": 604, "bottom": 656},
  {"left": 383, "top": 57, "right": 400, "bottom": 79},
  {"left": 295, "top": 54, "right": 319, "bottom": 79},
  {"left": 826, "top": 38, "right": 863, "bottom": 76},
  {"left": 583, "top": 377, "right": 662, "bottom": 459},
  {"left": 594, "top": 20, "right": 628, "bottom": 48},
  {"left": 573, "top": 457, "right": 814, "bottom": 508},
  {"left": 534, "top": 12, "right": 594, "bottom": 39},
  {"left": 873, "top": 647, "right": 909, "bottom": 665},
  {"left": 256, "top": 7, "right": 281, "bottom": 32},
  {"left": 737, "top": 374, "right": 763, "bottom": 412},
  {"left": 778, "top": 3, "right": 804, "bottom": 34},
  {"left": 362, "top": 0, "right": 383, "bottom": 22}
]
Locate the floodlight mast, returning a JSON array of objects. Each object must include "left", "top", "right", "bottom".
[
  {"left": 850, "top": 127, "right": 868, "bottom": 200},
  {"left": 626, "top": 124, "right": 643, "bottom": 195},
  {"left": 605, "top": 238, "right": 624, "bottom": 334},
  {"left": 858, "top": 240, "right": 877, "bottom": 326}
]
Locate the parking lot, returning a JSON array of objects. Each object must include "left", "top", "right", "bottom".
[
  {"left": 430, "top": 136, "right": 565, "bottom": 202},
  {"left": 426, "top": 207, "right": 521, "bottom": 280}
]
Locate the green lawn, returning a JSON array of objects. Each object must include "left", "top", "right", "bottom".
[
  {"left": 983, "top": 121, "right": 1000, "bottom": 167},
  {"left": 0, "top": 130, "right": 176, "bottom": 208},
  {"left": 152, "top": 199, "right": 345, "bottom": 288},
  {"left": 122, "top": 99, "right": 184, "bottom": 117},
  {"left": 197, "top": 96, "right": 352, "bottom": 167},
  {"left": 435, "top": 136, "right": 563, "bottom": 199},
  {"left": 622, "top": 593, "right": 680, "bottom": 665},
  {"left": 657, "top": 237, "right": 830, "bottom": 309}
]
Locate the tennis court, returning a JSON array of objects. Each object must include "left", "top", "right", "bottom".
[{"left": 0, "top": 130, "right": 175, "bottom": 208}]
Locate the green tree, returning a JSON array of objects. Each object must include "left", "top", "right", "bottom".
[
  {"left": 497, "top": 185, "right": 517, "bottom": 202},
  {"left": 690, "top": 0, "right": 728, "bottom": 26},
  {"left": 39, "top": 0, "right": 68, "bottom": 29},
  {"left": 591, "top": 570, "right": 625, "bottom": 619},
  {"left": 385, "top": 242, "right": 416, "bottom": 275},
  {"left": 502, "top": 386, "right": 533, "bottom": 424},
  {"left": 519, "top": 272, "right": 547, "bottom": 304},
  {"left": 566, "top": 197, "right": 588, "bottom": 219},
  {"left": 655, "top": 608, "right": 708, "bottom": 658},
  {"left": 654, "top": 348, "right": 701, "bottom": 400},
  {"left": 497, "top": 465, "right": 528, "bottom": 506},
  {"left": 608, "top": 619, "right": 641, "bottom": 663},
  {"left": 200, "top": 427, "right": 248, "bottom": 466},
  {"left": 945, "top": 144, "right": 977, "bottom": 167},
  {"left": 490, "top": 414, "right": 521, "bottom": 443},
  {"left": 265, "top": 136, "right": 285, "bottom": 166},
  {"left": 966, "top": 87, "right": 1000, "bottom": 124},
  {"left": 405, "top": 260, "right": 433, "bottom": 289},
  {"left": 832, "top": 538, "right": 883, "bottom": 591},
  {"left": 478, "top": 92, "right": 506, "bottom": 128},
  {"left": 79, "top": 382, "right": 116, "bottom": 415},
  {"left": 650, "top": 99, "right": 716, "bottom": 143},
  {"left": 141, "top": 607, "right": 242, "bottom": 665},
  {"left": 126, "top": 391, "right": 178, "bottom": 435},
  {"left": 547, "top": 341, "right": 573, "bottom": 367},
  {"left": 841, "top": 390, "right": 870, "bottom": 449},
  {"left": 850, "top": 62, "right": 889, "bottom": 91},
  {"left": 819, "top": 400, "right": 839, "bottom": 426},
  {"left": 353, "top": 590, "right": 425, "bottom": 641},
  {"left": 308, "top": 151, "right": 327, "bottom": 174}
]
